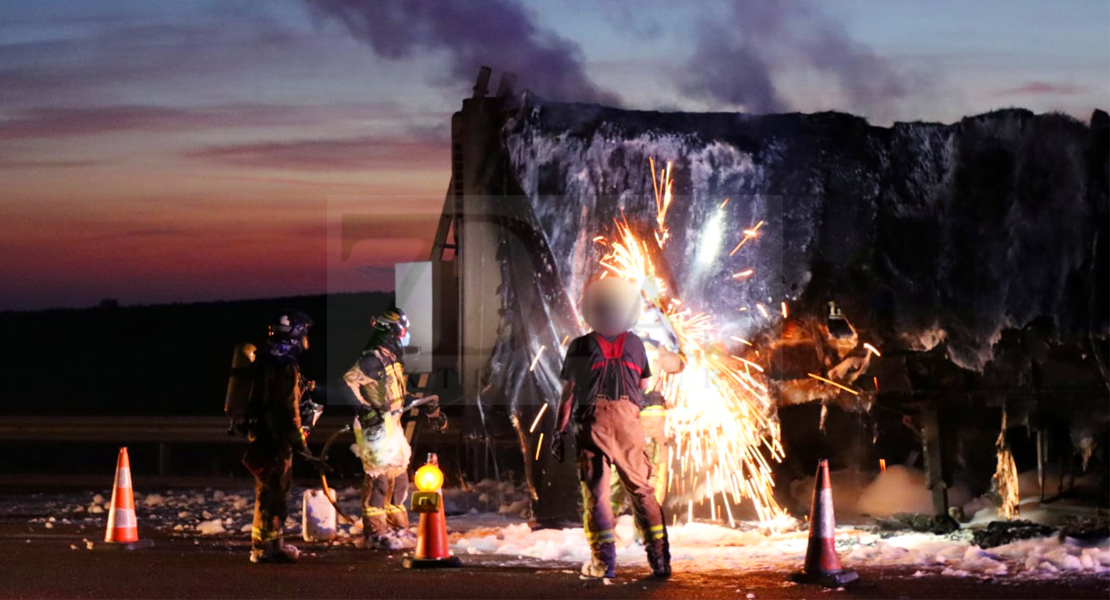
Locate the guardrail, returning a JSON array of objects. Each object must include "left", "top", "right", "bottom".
[
  {"left": 0, "top": 415, "right": 351, "bottom": 443},
  {"left": 0, "top": 415, "right": 356, "bottom": 482},
  {"left": 0, "top": 414, "right": 515, "bottom": 485}
]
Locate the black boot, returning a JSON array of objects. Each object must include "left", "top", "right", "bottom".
[
  {"left": 646, "top": 535, "right": 671, "bottom": 578},
  {"left": 582, "top": 544, "right": 608, "bottom": 578},
  {"left": 598, "top": 542, "right": 617, "bottom": 579},
  {"left": 250, "top": 538, "right": 299, "bottom": 564}
]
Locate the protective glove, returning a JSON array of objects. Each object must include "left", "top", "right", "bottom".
[
  {"left": 551, "top": 434, "right": 566, "bottom": 464},
  {"left": 417, "top": 395, "right": 448, "bottom": 431},
  {"left": 299, "top": 398, "right": 323, "bottom": 432},
  {"left": 356, "top": 403, "right": 384, "bottom": 429},
  {"left": 658, "top": 347, "right": 686, "bottom": 374},
  {"left": 428, "top": 413, "right": 449, "bottom": 432},
  {"left": 417, "top": 394, "right": 441, "bottom": 415}
]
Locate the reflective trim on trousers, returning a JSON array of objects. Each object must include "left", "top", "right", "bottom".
[
  {"left": 251, "top": 526, "right": 280, "bottom": 542},
  {"left": 586, "top": 529, "right": 615, "bottom": 544}
]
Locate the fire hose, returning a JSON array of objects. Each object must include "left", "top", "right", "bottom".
[
  {"left": 315, "top": 425, "right": 361, "bottom": 526},
  {"left": 311, "top": 395, "right": 446, "bottom": 527}
]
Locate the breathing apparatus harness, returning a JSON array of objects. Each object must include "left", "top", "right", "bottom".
[{"left": 590, "top": 331, "right": 641, "bottom": 403}]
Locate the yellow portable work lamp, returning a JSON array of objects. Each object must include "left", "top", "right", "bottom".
[
  {"left": 411, "top": 462, "right": 443, "bottom": 514},
  {"left": 415, "top": 463, "right": 444, "bottom": 492},
  {"left": 404, "top": 454, "right": 462, "bottom": 568}
]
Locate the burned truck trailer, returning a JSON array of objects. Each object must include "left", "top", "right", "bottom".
[{"left": 416, "top": 68, "right": 1109, "bottom": 524}]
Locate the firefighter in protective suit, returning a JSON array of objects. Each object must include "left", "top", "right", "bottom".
[
  {"left": 240, "top": 310, "right": 313, "bottom": 564},
  {"left": 343, "top": 306, "right": 447, "bottom": 550},
  {"left": 584, "top": 305, "right": 684, "bottom": 555},
  {"left": 554, "top": 278, "right": 672, "bottom": 580},
  {"left": 634, "top": 306, "right": 685, "bottom": 504}
]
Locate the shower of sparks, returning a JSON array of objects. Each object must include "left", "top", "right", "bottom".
[
  {"left": 807, "top": 373, "right": 859, "bottom": 395},
  {"left": 781, "top": 302, "right": 788, "bottom": 319},
  {"left": 529, "top": 345, "right": 546, "bottom": 372},
  {"left": 863, "top": 342, "right": 882, "bottom": 357},
  {"left": 731, "top": 336, "right": 753, "bottom": 346},
  {"left": 649, "top": 157, "right": 674, "bottom": 248},
  {"left": 756, "top": 303, "right": 770, "bottom": 319},
  {"left": 728, "top": 220, "right": 764, "bottom": 256},
  {"left": 732, "top": 269, "right": 754, "bottom": 279},
  {"left": 535, "top": 433, "right": 544, "bottom": 462},
  {"left": 529, "top": 403, "right": 549, "bottom": 434},
  {"left": 873, "top": 376, "right": 879, "bottom": 393},
  {"left": 733, "top": 356, "right": 765, "bottom": 373},
  {"left": 590, "top": 159, "right": 789, "bottom": 530}
]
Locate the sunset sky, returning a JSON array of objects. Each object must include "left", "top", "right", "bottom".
[{"left": 1, "top": 0, "right": 1107, "bottom": 310}]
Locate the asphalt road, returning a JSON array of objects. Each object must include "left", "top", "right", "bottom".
[{"left": 1, "top": 524, "right": 1107, "bottom": 600}]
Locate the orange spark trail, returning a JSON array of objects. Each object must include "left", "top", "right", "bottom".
[
  {"left": 529, "top": 403, "right": 549, "bottom": 434},
  {"left": 807, "top": 373, "right": 859, "bottom": 395},
  {"left": 591, "top": 159, "right": 789, "bottom": 529}
]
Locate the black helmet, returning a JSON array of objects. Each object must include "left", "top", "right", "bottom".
[
  {"left": 363, "top": 305, "right": 408, "bottom": 356},
  {"left": 372, "top": 305, "right": 408, "bottom": 338},
  {"left": 268, "top": 309, "right": 313, "bottom": 355},
  {"left": 269, "top": 308, "right": 315, "bottom": 354}
]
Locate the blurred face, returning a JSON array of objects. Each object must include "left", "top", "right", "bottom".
[
  {"left": 398, "top": 326, "right": 410, "bottom": 347},
  {"left": 597, "top": 301, "right": 625, "bottom": 332},
  {"left": 584, "top": 277, "right": 642, "bottom": 336}
]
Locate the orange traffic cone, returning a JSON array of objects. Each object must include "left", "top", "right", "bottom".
[
  {"left": 102, "top": 447, "right": 153, "bottom": 550},
  {"left": 790, "top": 459, "right": 857, "bottom": 587},
  {"left": 403, "top": 454, "right": 462, "bottom": 569}
]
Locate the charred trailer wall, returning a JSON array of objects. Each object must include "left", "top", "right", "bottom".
[
  {"left": 448, "top": 87, "right": 1109, "bottom": 522},
  {"left": 447, "top": 80, "right": 583, "bottom": 523}
]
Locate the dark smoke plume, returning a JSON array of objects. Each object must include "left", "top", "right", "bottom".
[
  {"left": 304, "top": 0, "right": 619, "bottom": 105},
  {"left": 681, "top": 1, "right": 912, "bottom": 115}
]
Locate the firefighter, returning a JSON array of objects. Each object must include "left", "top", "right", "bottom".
[
  {"left": 343, "top": 306, "right": 447, "bottom": 550},
  {"left": 578, "top": 303, "right": 683, "bottom": 575},
  {"left": 242, "top": 310, "right": 313, "bottom": 564},
  {"left": 553, "top": 278, "right": 672, "bottom": 580},
  {"left": 632, "top": 309, "right": 684, "bottom": 505}
]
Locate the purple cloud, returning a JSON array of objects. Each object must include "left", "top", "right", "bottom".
[
  {"left": 994, "top": 82, "right": 1089, "bottom": 97},
  {"left": 0, "top": 105, "right": 310, "bottom": 140},
  {"left": 186, "top": 130, "right": 449, "bottom": 172},
  {"left": 0, "top": 158, "right": 101, "bottom": 169},
  {"left": 680, "top": 0, "right": 917, "bottom": 115},
  {"left": 303, "top": 0, "right": 619, "bottom": 105}
]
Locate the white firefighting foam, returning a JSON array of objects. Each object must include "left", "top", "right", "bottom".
[
  {"left": 450, "top": 515, "right": 1110, "bottom": 578},
  {"left": 10, "top": 476, "right": 1107, "bottom": 581}
]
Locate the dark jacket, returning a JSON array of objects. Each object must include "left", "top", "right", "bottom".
[{"left": 248, "top": 349, "right": 305, "bottom": 452}]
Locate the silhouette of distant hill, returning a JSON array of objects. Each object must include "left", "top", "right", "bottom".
[{"left": 0, "top": 292, "right": 393, "bottom": 415}]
